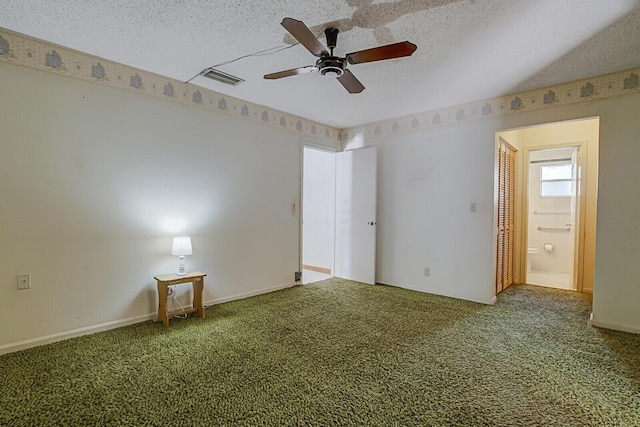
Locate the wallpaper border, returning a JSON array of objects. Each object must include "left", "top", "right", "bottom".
[
  {"left": 0, "top": 28, "right": 342, "bottom": 145},
  {"left": 343, "top": 66, "right": 639, "bottom": 141},
  {"left": 2, "top": 28, "right": 638, "bottom": 145}
]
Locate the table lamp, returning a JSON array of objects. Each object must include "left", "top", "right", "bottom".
[{"left": 171, "top": 236, "right": 193, "bottom": 276}]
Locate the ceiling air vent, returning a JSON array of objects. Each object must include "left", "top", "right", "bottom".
[{"left": 199, "top": 68, "right": 244, "bottom": 86}]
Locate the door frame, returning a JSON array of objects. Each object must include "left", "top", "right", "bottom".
[
  {"left": 300, "top": 144, "right": 338, "bottom": 282},
  {"left": 495, "top": 116, "right": 599, "bottom": 296},
  {"left": 520, "top": 141, "right": 588, "bottom": 292}
]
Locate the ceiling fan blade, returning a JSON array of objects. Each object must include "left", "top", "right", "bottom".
[
  {"left": 264, "top": 65, "right": 316, "bottom": 80},
  {"left": 281, "top": 18, "right": 329, "bottom": 57},
  {"left": 346, "top": 41, "right": 417, "bottom": 65},
  {"left": 337, "top": 69, "right": 365, "bottom": 94}
]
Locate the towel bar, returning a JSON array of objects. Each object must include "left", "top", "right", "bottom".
[{"left": 537, "top": 225, "right": 570, "bottom": 231}]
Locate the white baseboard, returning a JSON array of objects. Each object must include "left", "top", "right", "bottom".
[
  {"left": 0, "top": 312, "right": 155, "bottom": 355},
  {"left": 204, "top": 282, "right": 295, "bottom": 307},
  {"left": 590, "top": 318, "right": 640, "bottom": 335},
  {"left": 0, "top": 282, "right": 296, "bottom": 356},
  {"left": 376, "top": 280, "right": 495, "bottom": 305}
]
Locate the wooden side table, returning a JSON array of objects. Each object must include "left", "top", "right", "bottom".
[{"left": 154, "top": 271, "right": 206, "bottom": 327}]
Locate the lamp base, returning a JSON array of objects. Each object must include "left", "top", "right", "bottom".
[{"left": 176, "top": 255, "right": 187, "bottom": 276}]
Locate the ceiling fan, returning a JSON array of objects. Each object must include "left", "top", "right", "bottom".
[{"left": 264, "top": 18, "right": 417, "bottom": 94}]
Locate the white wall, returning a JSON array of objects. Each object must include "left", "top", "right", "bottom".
[
  {"left": 0, "top": 64, "right": 335, "bottom": 350},
  {"left": 354, "top": 94, "right": 640, "bottom": 333},
  {"left": 368, "top": 120, "right": 497, "bottom": 304},
  {"left": 592, "top": 94, "right": 640, "bottom": 334},
  {"left": 2, "top": 61, "right": 639, "bottom": 351}
]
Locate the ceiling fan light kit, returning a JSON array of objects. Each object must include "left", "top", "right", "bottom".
[
  {"left": 264, "top": 18, "right": 417, "bottom": 94},
  {"left": 317, "top": 57, "right": 345, "bottom": 77}
]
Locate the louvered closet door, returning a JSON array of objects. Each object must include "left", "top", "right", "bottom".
[{"left": 496, "top": 141, "right": 516, "bottom": 294}]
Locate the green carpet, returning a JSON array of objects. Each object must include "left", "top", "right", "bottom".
[{"left": 1, "top": 279, "right": 639, "bottom": 426}]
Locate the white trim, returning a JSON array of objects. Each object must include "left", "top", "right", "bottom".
[
  {"left": 376, "top": 281, "right": 495, "bottom": 305},
  {"left": 0, "top": 282, "right": 296, "bottom": 356},
  {"left": 590, "top": 319, "right": 640, "bottom": 335},
  {"left": 0, "top": 312, "right": 155, "bottom": 355},
  {"left": 203, "top": 282, "right": 295, "bottom": 306}
]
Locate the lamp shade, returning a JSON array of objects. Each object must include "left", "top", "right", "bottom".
[{"left": 171, "top": 236, "right": 193, "bottom": 256}]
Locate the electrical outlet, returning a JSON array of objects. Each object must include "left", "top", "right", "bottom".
[
  {"left": 17, "top": 273, "right": 31, "bottom": 290},
  {"left": 424, "top": 267, "right": 431, "bottom": 277}
]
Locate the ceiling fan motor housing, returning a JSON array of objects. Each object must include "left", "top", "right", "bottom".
[
  {"left": 317, "top": 56, "right": 346, "bottom": 78},
  {"left": 264, "top": 18, "right": 416, "bottom": 93}
]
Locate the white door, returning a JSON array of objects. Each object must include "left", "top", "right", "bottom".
[{"left": 334, "top": 147, "right": 378, "bottom": 284}]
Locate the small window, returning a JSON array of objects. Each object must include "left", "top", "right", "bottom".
[{"left": 540, "top": 164, "right": 572, "bottom": 197}]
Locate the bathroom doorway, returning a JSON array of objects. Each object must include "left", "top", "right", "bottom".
[
  {"left": 496, "top": 117, "right": 599, "bottom": 293},
  {"left": 526, "top": 146, "right": 580, "bottom": 290}
]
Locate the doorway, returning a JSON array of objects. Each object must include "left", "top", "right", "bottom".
[
  {"left": 301, "top": 146, "right": 378, "bottom": 285},
  {"left": 302, "top": 146, "right": 336, "bottom": 284},
  {"left": 526, "top": 146, "right": 580, "bottom": 290},
  {"left": 496, "top": 117, "right": 599, "bottom": 294}
]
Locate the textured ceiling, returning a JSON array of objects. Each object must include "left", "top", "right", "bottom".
[{"left": 2, "top": 0, "right": 640, "bottom": 128}]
